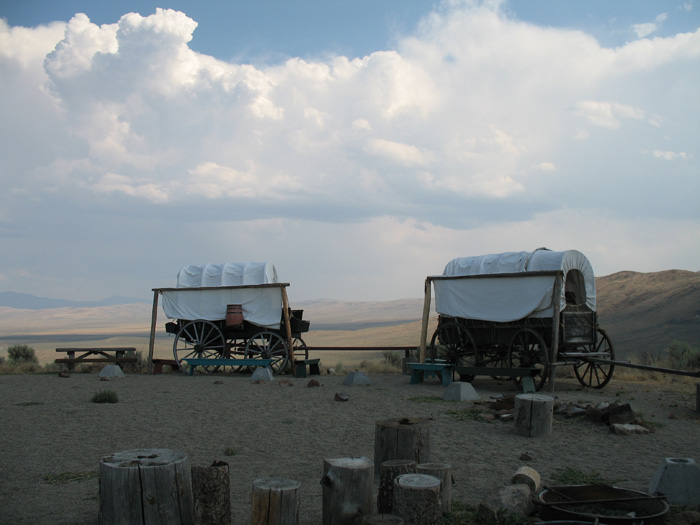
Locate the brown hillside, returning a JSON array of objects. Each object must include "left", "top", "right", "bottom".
[{"left": 595, "top": 269, "right": 700, "bottom": 358}]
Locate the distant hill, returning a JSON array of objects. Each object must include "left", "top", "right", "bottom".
[
  {"left": 1, "top": 270, "right": 698, "bottom": 360},
  {"left": 0, "top": 291, "right": 148, "bottom": 310}
]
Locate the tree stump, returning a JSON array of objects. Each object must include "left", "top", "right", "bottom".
[
  {"left": 392, "top": 474, "right": 442, "bottom": 525},
  {"left": 99, "top": 448, "right": 194, "bottom": 525},
  {"left": 362, "top": 514, "right": 404, "bottom": 524},
  {"left": 416, "top": 463, "right": 452, "bottom": 512},
  {"left": 514, "top": 394, "right": 553, "bottom": 437},
  {"left": 377, "top": 460, "right": 416, "bottom": 514},
  {"left": 321, "top": 457, "right": 374, "bottom": 524},
  {"left": 191, "top": 461, "right": 230, "bottom": 525},
  {"left": 374, "top": 418, "right": 430, "bottom": 478},
  {"left": 251, "top": 477, "right": 301, "bottom": 524}
]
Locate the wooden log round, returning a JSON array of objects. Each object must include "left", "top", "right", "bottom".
[
  {"left": 514, "top": 393, "right": 554, "bottom": 437},
  {"left": 416, "top": 462, "right": 452, "bottom": 512},
  {"left": 251, "top": 477, "right": 301, "bottom": 525},
  {"left": 374, "top": 418, "right": 431, "bottom": 478},
  {"left": 321, "top": 457, "right": 374, "bottom": 524},
  {"left": 362, "top": 514, "right": 404, "bottom": 524},
  {"left": 191, "top": 461, "right": 230, "bottom": 525},
  {"left": 392, "top": 473, "right": 442, "bottom": 525},
  {"left": 99, "top": 448, "right": 194, "bottom": 525},
  {"left": 377, "top": 460, "right": 416, "bottom": 514}
]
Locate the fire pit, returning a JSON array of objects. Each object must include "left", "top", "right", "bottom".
[{"left": 538, "top": 484, "right": 669, "bottom": 524}]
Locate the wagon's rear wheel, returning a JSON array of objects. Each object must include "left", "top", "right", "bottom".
[
  {"left": 430, "top": 321, "right": 478, "bottom": 381},
  {"left": 173, "top": 320, "right": 226, "bottom": 374},
  {"left": 574, "top": 328, "right": 615, "bottom": 389},
  {"left": 244, "top": 331, "right": 289, "bottom": 375},
  {"left": 292, "top": 337, "right": 309, "bottom": 360},
  {"left": 508, "top": 328, "right": 549, "bottom": 391}
]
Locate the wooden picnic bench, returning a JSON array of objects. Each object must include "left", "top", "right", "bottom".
[
  {"left": 183, "top": 358, "right": 274, "bottom": 376},
  {"left": 294, "top": 358, "right": 321, "bottom": 378},
  {"left": 151, "top": 358, "right": 180, "bottom": 374},
  {"left": 454, "top": 366, "right": 539, "bottom": 393},
  {"left": 55, "top": 347, "right": 138, "bottom": 371},
  {"left": 407, "top": 362, "right": 454, "bottom": 386}
]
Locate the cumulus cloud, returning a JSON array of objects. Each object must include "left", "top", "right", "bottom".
[{"left": 0, "top": 2, "right": 698, "bottom": 300}]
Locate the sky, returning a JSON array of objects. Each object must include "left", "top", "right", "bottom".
[{"left": 0, "top": 0, "right": 698, "bottom": 303}]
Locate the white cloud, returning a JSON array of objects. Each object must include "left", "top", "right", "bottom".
[
  {"left": 632, "top": 13, "right": 668, "bottom": 39},
  {"left": 0, "top": 2, "right": 698, "bottom": 301}
]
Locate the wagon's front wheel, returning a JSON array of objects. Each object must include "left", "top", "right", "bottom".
[
  {"left": 508, "top": 328, "right": 549, "bottom": 391},
  {"left": 430, "top": 321, "right": 478, "bottom": 381},
  {"left": 574, "top": 328, "right": 615, "bottom": 389},
  {"left": 173, "top": 320, "right": 226, "bottom": 374},
  {"left": 244, "top": 332, "right": 289, "bottom": 375}
]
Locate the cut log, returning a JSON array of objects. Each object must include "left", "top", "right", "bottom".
[
  {"left": 362, "top": 514, "right": 404, "bottom": 524},
  {"left": 514, "top": 393, "right": 553, "bottom": 437},
  {"left": 374, "top": 418, "right": 431, "bottom": 478},
  {"left": 416, "top": 462, "right": 452, "bottom": 512},
  {"left": 377, "top": 460, "right": 416, "bottom": 514},
  {"left": 99, "top": 448, "right": 194, "bottom": 525},
  {"left": 392, "top": 474, "right": 442, "bottom": 525},
  {"left": 321, "top": 457, "right": 374, "bottom": 524},
  {"left": 251, "top": 477, "right": 301, "bottom": 524},
  {"left": 191, "top": 461, "right": 230, "bottom": 525}
]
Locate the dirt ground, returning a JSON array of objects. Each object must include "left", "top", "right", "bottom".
[{"left": 1, "top": 371, "right": 698, "bottom": 524}]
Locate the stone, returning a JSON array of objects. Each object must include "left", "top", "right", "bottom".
[
  {"left": 307, "top": 379, "right": 321, "bottom": 387},
  {"left": 343, "top": 371, "right": 371, "bottom": 385},
  {"left": 510, "top": 467, "right": 541, "bottom": 495},
  {"left": 610, "top": 423, "right": 650, "bottom": 435},
  {"left": 476, "top": 484, "right": 534, "bottom": 521},
  {"left": 99, "top": 365, "right": 125, "bottom": 379},
  {"left": 250, "top": 367, "right": 274, "bottom": 382},
  {"left": 441, "top": 382, "right": 480, "bottom": 401},
  {"left": 649, "top": 458, "right": 700, "bottom": 506}
]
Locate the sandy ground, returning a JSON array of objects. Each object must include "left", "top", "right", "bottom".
[{"left": 1, "top": 370, "right": 698, "bottom": 524}]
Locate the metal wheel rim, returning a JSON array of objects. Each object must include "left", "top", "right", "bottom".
[
  {"left": 508, "top": 328, "right": 549, "bottom": 391},
  {"left": 244, "top": 331, "right": 289, "bottom": 375},
  {"left": 430, "top": 321, "right": 478, "bottom": 381},
  {"left": 173, "top": 320, "right": 225, "bottom": 374},
  {"left": 574, "top": 328, "right": 615, "bottom": 388},
  {"left": 292, "top": 337, "right": 309, "bottom": 360}
]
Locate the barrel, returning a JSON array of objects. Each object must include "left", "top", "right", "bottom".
[{"left": 225, "top": 304, "right": 244, "bottom": 328}]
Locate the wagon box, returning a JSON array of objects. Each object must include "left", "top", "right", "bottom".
[{"left": 419, "top": 248, "right": 615, "bottom": 391}]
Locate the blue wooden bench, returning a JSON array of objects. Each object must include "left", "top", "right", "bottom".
[
  {"left": 454, "top": 366, "right": 539, "bottom": 393},
  {"left": 183, "top": 358, "right": 274, "bottom": 376},
  {"left": 407, "top": 362, "right": 453, "bottom": 386},
  {"left": 294, "top": 358, "right": 321, "bottom": 378}
]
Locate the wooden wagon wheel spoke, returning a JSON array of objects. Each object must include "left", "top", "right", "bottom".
[
  {"left": 574, "top": 328, "right": 615, "bottom": 389},
  {"left": 292, "top": 337, "right": 309, "bottom": 360},
  {"left": 173, "top": 320, "right": 225, "bottom": 374},
  {"left": 429, "top": 321, "right": 478, "bottom": 381},
  {"left": 508, "top": 328, "right": 549, "bottom": 391},
  {"left": 244, "top": 331, "right": 289, "bottom": 375}
]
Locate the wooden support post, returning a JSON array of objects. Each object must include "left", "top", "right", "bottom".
[
  {"left": 251, "top": 478, "right": 301, "bottom": 525},
  {"left": 362, "top": 515, "right": 404, "bottom": 524},
  {"left": 392, "top": 474, "right": 442, "bottom": 525},
  {"left": 377, "top": 460, "right": 416, "bottom": 514},
  {"left": 99, "top": 448, "right": 194, "bottom": 525},
  {"left": 416, "top": 462, "right": 452, "bottom": 512},
  {"left": 321, "top": 457, "right": 374, "bottom": 524},
  {"left": 419, "top": 278, "right": 432, "bottom": 363},
  {"left": 374, "top": 418, "right": 431, "bottom": 478},
  {"left": 514, "top": 393, "right": 554, "bottom": 437},
  {"left": 191, "top": 461, "right": 230, "bottom": 525},
  {"left": 147, "top": 290, "right": 159, "bottom": 375},
  {"left": 280, "top": 285, "right": 294, "bottom": 370},
  {"left": 547, "top": 273, "right": 562, "bottom": 392}
]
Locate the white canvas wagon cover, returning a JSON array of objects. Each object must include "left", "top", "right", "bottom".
[
  {"left": 161, "top": 262, "right": 283, "bottom": 329},
  {"left": 433, "top": 248, "right": 596, "bottom": 322}
]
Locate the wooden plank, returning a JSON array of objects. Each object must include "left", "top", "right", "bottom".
[
  {"left": 55, "top": 358, "right": 137, "bottom": 363},
  {"left": 152, "top": 283, "right": 290, "bottom": 292},
  {"left": 419, "top": 277, "right": 432, "bottom": 363},
  {"left": 55, "top": 347, "right": 136, "bottom": 353},
  {"left": 147, "top": 289, "right": 159, "bottom": 375}
]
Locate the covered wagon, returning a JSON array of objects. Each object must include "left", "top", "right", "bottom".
[
  {"left": 418, "top": 248, "right": 614, "bottom": 390},
  {"left": 151, "top": 262, "right": 310, "bottom": 375}
]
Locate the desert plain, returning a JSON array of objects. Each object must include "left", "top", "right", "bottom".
[{"left": 1, "top": 369, "right": 698, "bottom": 524}]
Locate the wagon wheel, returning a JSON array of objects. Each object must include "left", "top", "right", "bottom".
[
  {"left": 480, "top": 344, "right": 510, "bottom": 380},
  {"left": 508, "top": 328, "right": 549, "bottom": 391},
  {"left": 429, "top": 321, "right": 479, "bottom": 382},
  {"left": 173, "top": 320, "right": 226, "bottom": 374},
  {"left": 244, "top": 331, "right": 289, "bottom": 375},
  {"left": 574, "top": 328, "right": 615, "bottom": 389},
  {"left": 293, "top": 337, "right": 309, "bottom": 360},
  {"left": 219, "top": 338, "right": 245, "bottom": 373}
]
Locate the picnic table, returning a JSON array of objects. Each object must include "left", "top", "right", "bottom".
[{"left": 55, "top": 347, "right": 138, "bottom": 371}]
